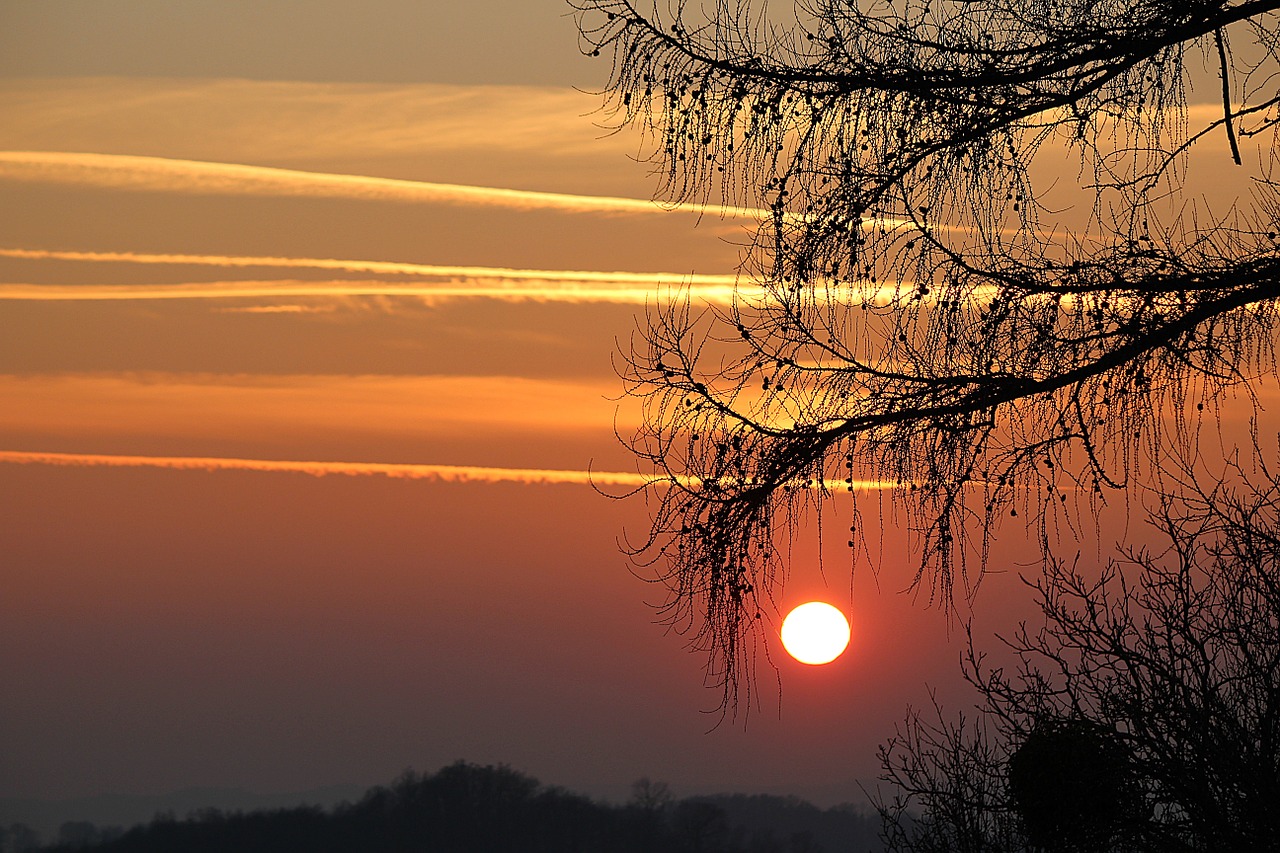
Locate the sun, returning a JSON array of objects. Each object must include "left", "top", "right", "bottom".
[{"left": 780, "top": 602, "right": 851, "bottom": 665}]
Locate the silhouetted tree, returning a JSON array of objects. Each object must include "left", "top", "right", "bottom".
[
  {"left": 4, "top": 823, "right": 41, "bottom": 853},
  {"left": 573, "top": 0, "right": 1280, "bottom": 708},
  {"left": 627, "top": 777, "right": 675, "bottom": 852},
  {"left": 696, "top": 793, "right": 882, "bottom": 853},
  {"left": 1006, "top": 720, "right": 1144, "bottom": 852},
  {"left": 673, "top": 800, "right": 730, "bottom": 853},
  {"left": 630, "top": 777, "right": 674, "bottom": 814},
  {"left": 54, "top": 823, "right": 98, "bottom": 850},
  {"left": 875, "top": 460, "right": 1280, "bottom": 851},
  {"left": 5, "top": 819, "right": 41, "bottom": 850}
]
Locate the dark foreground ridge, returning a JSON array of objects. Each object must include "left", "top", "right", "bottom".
[{"left": 21, "top": 762, "right": 883, "bottom": 853}]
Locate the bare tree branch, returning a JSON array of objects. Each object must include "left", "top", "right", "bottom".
[{"left": 574, "top": 0, "right": 1280, "bottom": 714}]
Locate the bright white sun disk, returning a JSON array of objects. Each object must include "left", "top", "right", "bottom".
[{"left": 780, "top": 601, "right": 851, "bottom": 665}]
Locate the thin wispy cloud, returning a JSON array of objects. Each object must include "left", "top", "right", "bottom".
[
  {"left": 0, "top": 449, "right": 661, "bottom": 486},
  {"left": 0, "top": 244, "right": 745, "bottom": 306},
  {"left": 0, "top": 278, "right": 743, "bottom": 306},
  {"left": 216, "top": 303, "right": 340, "bottom": 314},
  {"left": 0, "top": 247, "right": 738, "bottom": 280},
  {"left": 0, "top": 247, "right": 740, "bottom": 282},
  {"left": 0, "top": 151, "right": 929, "bottom": 230},
  {"left": 0, "top": 79, "right": 621, "bottom": 162},
  {"left": 0, "top": 151, "right": 771, "bottom": 218},
  {"left": 0, "top": 250, "right": 937, "bottom": 306},
  {"left": 0, "top": 449, "right": 897, "bottom": 491},
  {"left": 0, "top": 245, "right": 739, "bottom": 284}
]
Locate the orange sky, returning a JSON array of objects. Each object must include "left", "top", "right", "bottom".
[{"left": 0, "top": 0, "right": 1259, "bottom": 814}]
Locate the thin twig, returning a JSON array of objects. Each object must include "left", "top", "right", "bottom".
[{"left": 1215, "top": 27, "right": 1243, "bottom": 166}]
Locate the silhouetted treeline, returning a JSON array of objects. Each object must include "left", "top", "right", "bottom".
[{"left": 33, "top": 762, "right": 884, "bottom": 853}]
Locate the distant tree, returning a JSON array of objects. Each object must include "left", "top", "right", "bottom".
[
  {"left": 673, "top": 800, "right": 730, "bottom": 853},
  {"left": 93, "top": 828, "right": 122, "bottom": 847},
  {"left": 627, "top": 777, "right": 675, "bottom": 852},
  {"left": 4, "top": 823, "right": 40, "bottom": 853},
  {"left": 573, "top": 0, "right": 1280, "bottom": 708},
  {"left": 54, "top": 822, "right": 99, "bottom": 850},
  {"left": 697, "top": 793, "right": 882, "bottom": 853},
  {"left": 629, "top": 777, "right": 674, "bottom": 815},
  {"left": 875, "top": 460, "right": 1280, "bottom": 851},
  {"left": 347, "top": 762, "right": 544, "bottom": 851}
]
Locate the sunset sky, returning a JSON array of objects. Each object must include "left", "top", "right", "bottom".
[{"left": 0, "top": 0, "right": 1250, "bottom": 812}]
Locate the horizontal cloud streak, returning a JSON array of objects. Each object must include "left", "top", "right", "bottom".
[
  {"left": 0, "top": 279, "right": 743, "bottom": 306},
  {"left": 0, "top": 449, "right": 660, "bottom": 486},
  {"left": 0, "top": 247, "right": 738, "bottom": 282},
  {"left": 0, "top": 243, "right": 761, "bottom": 304},
  {"left": 0, "top": 244, "right": 748, "bottom": 306},
  {"left": 0, "top": 151, "right": 771, "bottom": 218},
  {"left": 0, "top": 151, "right": 929, "bottom": 230},
  {"left": 0, "top": 449, "right": 897, "bottom": 491},
  {"left": 0, "top": 277, "right": 749, "bottom": 304},
  {"left": 0, "top": 245, "right": 737, "bottom": 285},
  {"left": 0, "top": 249, "right": 942, "bottom": 306}
]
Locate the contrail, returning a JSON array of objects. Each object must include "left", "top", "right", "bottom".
[
  {"left": 0, "top": 245, "right": 746, "bottom": 304},
  {"left": 0, "top": 279, "right": 742, "bottom": 306},
  {"left": 0, "top": 247, "right": 734, "bottom": 280},
  {"left": 0, "top": 449, "right": 661, "bottom": 487},
  {"left": 0, "top": 247, "right": 740, "bottom": 284},
  {"left": 0, "top": 150, "right": 922, "bottom": 228},
  {"left": 0, "top": 449, "right": 897, "bottom": 491},
  {"left": 0, "top": 249, "right": 936, "bottom": 306},
  {"left": 0, "top": 280, "right": 733, "bottom": 304},
  {"left": 0, "top": 150, "right": 765, "bottom": 218}
]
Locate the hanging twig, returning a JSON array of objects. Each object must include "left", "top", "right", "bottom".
[{"left": 1216, "top": 27, "right": 1243, "bottom": 166}]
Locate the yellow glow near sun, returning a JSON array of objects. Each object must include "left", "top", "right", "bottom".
[{"left": 780, "top": 602, "right": 851, "bottom": 665}]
